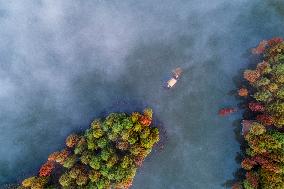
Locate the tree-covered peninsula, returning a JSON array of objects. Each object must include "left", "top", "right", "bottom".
[
  {"left": 234, "top": 38, "right": 284, "bottom": 189},
  {"left": 18, "top": 108, "right": 159, "bottom": 189}
]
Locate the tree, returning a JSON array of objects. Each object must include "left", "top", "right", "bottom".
[
  {"left": 243, "top": 172, "right": 259, "bottom": 189},
  {"left": 48, "top": 149, "right": 69, "bottom": 164},
  {"left": 18, "top": 109, "right": 160, "bottom": 189},
  {"left": 66, "top": 134, "right": 80, "bottom": 148},
  {"left": 267, "top": 102, "right": 284, "bottom": 117},
  {"left": 248, "top": 102, "right": 265, "bottom": 112},
  {"left": 275, "top": 87, "right": 284, "bottom": 99},
  {"left": 252, "top": 40, "right": 267, "bottom": 55},
  {"left": 238, "top": 38, "right": 284, "bottom": 189},
  {"left": 268, "top": 37, "right": 283, "bottom": 47},
  {"left": 238, "top": 88, "right": 249, "bottom": 97},
  {"left": 253, "top": 91, "right": 271, "bottom": 102},
  {"left": 139, "top": 115, "right": 152, "bottom": 127},
  {"left": 89, "top": 170, "right": 101, "bottom": 182},
  {"left": 63, "top": 154, "right": 77, "bottom": 169},
  {"left": 80, "top": 151, "right": 92, "bottom": 165},
  {"left": 256, "top": 61, "right": 271, "bottom": 74},
  {"left": 59, "top": 173, "right": 73, "bottom": 187},
  {"left": 255, "top": 77, "right": 270, "bottom": 87},
  {"left": 256, "top": 114, "right": 274, "bottom": 126},
  {"left": 75, "top": 169, "right": 89, "bottom": 186},
  {"left": 243, "top": 70, "right": 261, "bottom": 83},
  {"left": 267, "top": 83, "right": 279, "bottom": 93},
  {"left": 39, "top": 161, "right": 55, "bottom": 177},
  {"left": 143, "top": 108, "right": 153, "bottom": 119},
  {"left": 90, "top": 156, "right": 101, "bottom": 170},
  {"left": 74, "top": 138, "right": 87, "bottom": 155},
  {"left": 22, "top": 177, "right": 36, "bottom": 187}
]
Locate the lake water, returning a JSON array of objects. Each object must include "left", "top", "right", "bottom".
[{"left": 1, "top": 1, "right": 284, "bottom": 188}]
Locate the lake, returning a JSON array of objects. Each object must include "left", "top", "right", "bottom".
[{"left": 0, "top": 1, "right": 284, "bottom": 188}]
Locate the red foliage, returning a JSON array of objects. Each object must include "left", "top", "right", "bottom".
[
  {"left": 268, "top": 37, "right": 283, "bottom": 47},
  {"left": 248, "top": 102, "right": 265, "bottom": 112},
  {"left": 218, "top": 108, "right": 237, "bottom": 116},
  {"left": 246, "top": 172, "right": 259, "bottom": 188},
  {"left": 139, "top": 116, "right": 152, "bottom": 127},
  {"left": 256, "top": 114, "right": 274, "bottom": 126},
  {"left": 39, "top": 161, "right": 55, "bottom": 177},
  {"left": 252, "top": 40, "right": 268, "bottom": 54}
]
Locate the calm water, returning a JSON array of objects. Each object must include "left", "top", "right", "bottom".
[{"left": 1, "top": 1, "right": 284, "bottom": 188}]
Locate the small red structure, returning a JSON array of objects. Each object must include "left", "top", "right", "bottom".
[{"left": 218, "top": 107, "right": 238, "bottom": 116}]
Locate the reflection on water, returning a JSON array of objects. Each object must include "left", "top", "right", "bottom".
[{"left": 0, "top": 1, "right": 284, "bottom": 188}]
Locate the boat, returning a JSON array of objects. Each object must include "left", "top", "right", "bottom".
[
  {"left": 166, "top": 67, "right": 182, "bottom": 88},
  {"left": 167, "top": 78, "right": 178, "bottom": 88}
]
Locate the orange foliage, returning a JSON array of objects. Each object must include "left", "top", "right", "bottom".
[
  {"left": 39, "top": 161, "right": 55, "bottom": 177},
  {"left": 238, "top": 88, "right": 249, "bottom": 97},
  {"left": 139, "top": 116, "right": 152, "bottom": 127},
  {"left": 48, "top": 152, "right": 60, "bottom": 162},
  {"left": 66, "top": 134, "right": 80, "bottom": 148},
  {"left": 241, "top": 158, "right": 257, "bottom": 170},
  {"left": 48, "top": 149, "right": 69, "bottom": 164},
  {"left": 243, "top": 70, "right": 261, "bottom": 83}
]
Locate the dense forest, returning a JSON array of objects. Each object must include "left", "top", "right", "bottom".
[
  {"left": 234, "top": 38, "right": 284, "bottom": 189},
  {"left": 17, "top": 108, "right": 159, "bottom": 189}
]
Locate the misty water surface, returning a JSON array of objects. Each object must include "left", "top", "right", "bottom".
[{"left": 1, "top": 0, "right": 284, "bottom": 188}]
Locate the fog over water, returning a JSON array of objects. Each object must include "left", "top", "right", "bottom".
[{"left": 0, "top": 0, "right": 284, "bottom": 188}]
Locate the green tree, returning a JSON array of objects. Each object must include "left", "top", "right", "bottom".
[
  {"left": 253, "top": 91, "right": 272, "bottom": 102},
  {"left": 63, "top": 154, "right": 77, "bottom": 168},
  {"left": 59, "top": 173, "right": 73, "bottom": 187},
  {"left": 90, "top": 156, "right": 101, "bottom": 170}
]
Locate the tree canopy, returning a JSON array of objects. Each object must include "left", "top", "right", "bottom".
[
  {"left": 236, "top": 38, "right": 284, "bottom": 189},
  {"left": 18, "top": 108, "right": 159, "bottom": 189}
]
